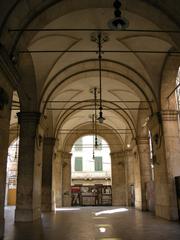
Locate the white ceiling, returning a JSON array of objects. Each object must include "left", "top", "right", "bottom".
[{"left": 10, "top": 5, "right": 177, "bottom": 149}]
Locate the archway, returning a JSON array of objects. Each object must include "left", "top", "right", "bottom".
[
  {"left": 71, "top": 135, "right": 112, "bottom": 206},
  {"left": 54, "top": 122, "right": 131, "bottom": 208}
]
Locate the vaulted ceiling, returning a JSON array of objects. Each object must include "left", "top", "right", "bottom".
[{"left": 2, "top": 0, "right": 180, "bottom": 150}]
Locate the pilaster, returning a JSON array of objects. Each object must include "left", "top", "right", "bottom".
[
  {"left": 124, "top": 150, "right": 135, "bottom": 206},
  {"left": 136, "top": 137, "right": 151, "bottom": 210},
  {"left": 53, "top": 150, "right": 63, "bottom": 208},
  {"left": 111, "top": 151, "right": 126, "bottom": 206},
  {"left": 161, "top": 110, "right": 179, "bottom": 219},
  {"left": 62, "top": 151, "right": 72, "bottom": 207}
]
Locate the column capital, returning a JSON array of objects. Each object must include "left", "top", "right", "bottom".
[
  {"left": 110, "top": 150, "right": 125, "bottom": 158},
  {"left": 124, "top": 149, "right": 133, "bottom": 157},
  {"left": 161, "top": 110, "right": 178, "bottom": 121},
  {"left": 17, "top": 112, "right": 41, "bottom": 124},
  {"left": 136, "top": 137, "right": 149, "bottom": 145},
  {"left": 61, "top": 151, "right": 72, "bottom": 160}
]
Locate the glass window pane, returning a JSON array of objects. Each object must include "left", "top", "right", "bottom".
[
  {"left": 75, "top": 157, "right": 83, "bottom": 171},
  {"left": 95, "top": 156, "right": 103, "bottom": 171}
]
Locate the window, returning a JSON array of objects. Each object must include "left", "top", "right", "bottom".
[
  {"left": 95, "top": 156, "right": 103, "bottom": 171},
  {"left": 75, "top": 157, "right": 83, "bottom": 171},
  {"left": 74, "top": 138, "right": 83, "bottom": 151}
]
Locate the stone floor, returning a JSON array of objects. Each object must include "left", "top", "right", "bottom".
[{"left": 3, "top": 206, "right": 180, "bottom": 240}]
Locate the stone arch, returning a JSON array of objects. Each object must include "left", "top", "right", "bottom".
[
  {"left": 16, "top": 52, "right": 38, "bottom": 111},
  {"left": 57, "top": 122, "right": 128, "bottom": 207},
  {"left": 62, "top": 123, "right": 124, "bottom": 153},
  {"left": 160, "top": 55, "right": 180, "bottom": 110}
]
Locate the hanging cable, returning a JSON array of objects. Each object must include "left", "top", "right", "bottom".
[
  {"left": 97, "top": 32, "right": 105, "bottom": 123},
  {"left": 94, "top": 87, "right": 98, "bottom": 148}
]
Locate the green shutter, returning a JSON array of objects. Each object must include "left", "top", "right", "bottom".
[
  {"left": 75, "top": 157, "right": 83, "bottom": 171},
  {"left": 95, "top": 157, "right": 103, "bottom": 171}
]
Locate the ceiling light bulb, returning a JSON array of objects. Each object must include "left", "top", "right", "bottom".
[
  {"left": 108, "top": 0, "right": 129, "bottom": 30},
  {"left": 108, "top": 16, "right": 129, "bottom": 30},
  {"left": 97, "top": 111, "right": 105, "bottom": 124}
]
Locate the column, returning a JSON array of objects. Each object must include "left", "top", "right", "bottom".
[
  {"left": 111, "top": 151, "right": 126, "bottom": 206},
  {"left": 156, "top": 111, "right": 179, "bottom": 219},
  {"left": 15, "top": 112, "right": 42, "bottom": 222},
  {"left": 41, "top": 137, "right": 55, "bottom": 212},
  {"left": 125, "top": 150, "right": 135, "bottom": 206},
  {"left": 0, "top": 89, "right": 12, "bottom": 238},
  {"left": 53, "top": 150, "right": 63, "bottom": 208},
  {"left": 136, "top": 137, "right": 151, "bottom": 210},
  {"left": 62, "top": 152, "right": 72, "bottom": 207}
]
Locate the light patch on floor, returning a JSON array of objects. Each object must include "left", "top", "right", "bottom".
[{"left": 94, "top": 208, "right": 128, "bottom": 216}]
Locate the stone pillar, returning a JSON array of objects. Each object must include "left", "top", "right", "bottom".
[
  {"left": 158, "top": 111, "right": 179, "bottom": 219},
  {"left": 111, "top": 151, "right": 126, "bottom": 206},
  {"left": 53, "top": 151, "right": 63, "bottom": 208},
  {"left": 136, "top": 137, "right": 151, "bottom": 210},
  {"left": 15, "top": 112, "right": 43, "bottom": 222},
  {"left": 124, "top": 150, "right": 134, "bottom": 206},
  {"left": 148, "top": 111, "right": 179, "bottom": 220},
  {"left": 41, "top": 137, "right": 55, "bottom": 212},
  {"left": 62, "top": 152, "right": 72, "bottom": 207},
  {"left": 0, "top": 88, "right": 12, "bottom": 238},
  {"left": 133, "top": 146, "right": 142, "bottom": 210}
]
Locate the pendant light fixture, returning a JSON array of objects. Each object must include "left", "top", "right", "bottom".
[
  {"left": 91, "top": 32, "right": 108, "bottom": 124},
  {"left": 108, "top": 0, "right": 129, "bottom": 30}
]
